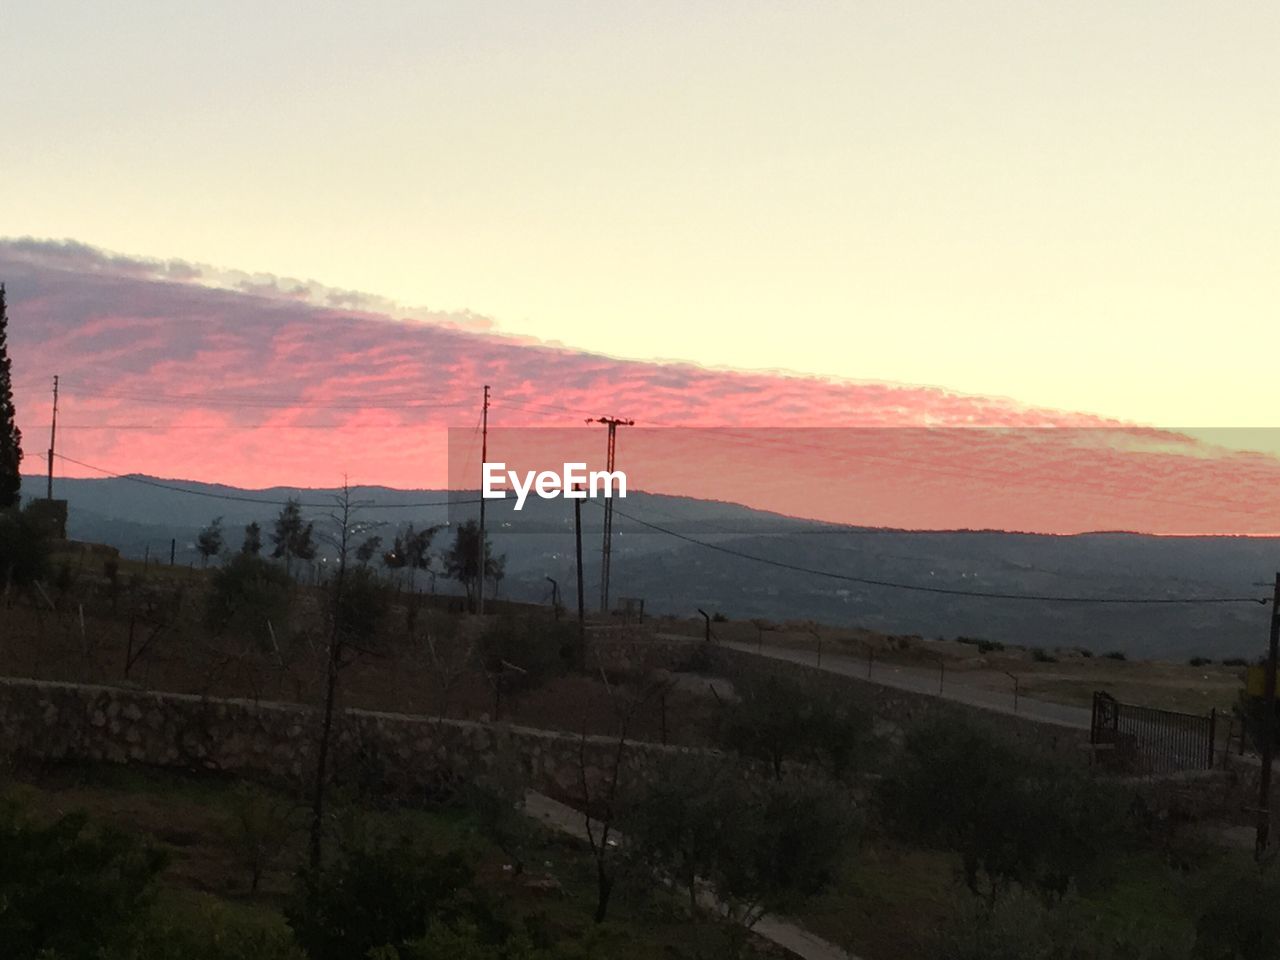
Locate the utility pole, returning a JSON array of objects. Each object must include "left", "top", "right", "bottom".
[
  {"left": 586, "top": 415, "right": 632, "bottom": 614},
  {"left": 1257, "top": 571, "right": 1280, "bottom": 856},
  {"left": 46, "top": 375, "right": 58, "bottom": 500},
  {"left": 546, "top": 576, "right": 561, "bottom": 620},
  {"left": 477, "top": 385, "right": 490, "bottom": 616},
  {"left": 574, "top": 485, "right": 585, "bottom": 669}
]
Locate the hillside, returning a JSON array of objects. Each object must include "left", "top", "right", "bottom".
[{"left": 26, "top": 474, "right": 1277, "bottom": 659}]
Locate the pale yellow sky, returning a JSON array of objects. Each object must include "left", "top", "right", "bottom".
[{"left": 2, "top": 2, "right": 1277, "bottom": 426}]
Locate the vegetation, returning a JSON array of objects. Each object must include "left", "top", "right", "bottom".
[
  {"left": 879, "top": 715, "right": 1127, "bottom": 900},
  {"left": 625, "top": 752, "right": 858, "bottom": 945},
  {"left": 271, "top": 499, "right": 316, "bottom": 577},
  {"left": 241, "top": 521, "right": 263, "bottom": 556},
  {"left": 197, "top": 516, "right": 224, "bottom": 566},
  {"left": 444, "top": 519, "right": 505, "bottom": 609},
  {"left": 204, "top": 552, "right": 292, "bottom": 647},
  {"left": 0, "top": 796, "right": 167, "bottom": 959},
  {"left": 0, "top": 502, "right": 50, "bottom": 591},
  {"left": 0, "top": 283, "right": 21, "bottom": 510},
  {"left": 718, "top": 672, "right": 875, "bottom": 780}
]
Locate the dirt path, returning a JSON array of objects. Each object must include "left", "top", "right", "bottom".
[{"left": 523, "top": 791, "right": 862, "bottom": 960}]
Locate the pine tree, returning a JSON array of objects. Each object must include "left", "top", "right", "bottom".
[{"left": 0, "top": 283, "right": 22, "bottom": 509}]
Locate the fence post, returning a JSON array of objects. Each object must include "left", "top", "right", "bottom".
[{"left": 1208, "top": 708, "right": 1217, "bottom": 769}]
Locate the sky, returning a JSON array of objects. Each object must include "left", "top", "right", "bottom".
[{"left": 2, "top": 4, "right": 1279, "bottom": 531}]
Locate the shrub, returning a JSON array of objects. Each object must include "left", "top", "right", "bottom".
[
  {"left": 0, "top": 798, "right": 167, "bottom": 960},
  {"left": 718, "top": 673, "right": 875, "bottom": 780},
  {"left": 1193, "top": 861, "right": 1280, "bottom": 960},
  {"left": 221, "top": 784, "right": 298, "bottom": 893},
  {"left": 933, "top": 887, "right": 1192, "bottom": 960},
  {"left": 333, "top": 564, "right": 389, "bottom": 647},
  {"left": 1221, "top": 657, "right": 1248, "bottom": 668},
  {"left": 625, "top": 753, "right": 859, "bottom": 932},
  {"left": 1189, "top": 657, "right": 1212, "bottom": 668},
  {"left": 1031, "top": 648, "right": 1057, "bottom": 663},
  {"left": 205, "top": 553, "right": 292, "bottom": 646},
  {"left": 286, "top": 833, "right": 487, "bottom": 960},
  {"left": 0, "top": 505, "right": 49, "bottom": 590},
  {"left": 880, "top": 716, "right": 1128, "bottom": 899},
  {"left": 107, "top": 895, "right": 305, "bottom": 960},
  {"left": 1104, "top": 651, "right": 1128, "bottom": 661},
  {"left": 463, "top": 750, "right": 533, "bottom": 876},
  {"left": 480, "top": 615, "right": 574, "bottom": 692}
]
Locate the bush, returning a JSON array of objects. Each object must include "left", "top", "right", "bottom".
[
  {"left": 625, "top": 753, "right": 859, "bottom": 931},
  {"left": 0, "top": 797, "right": 167, "bottom": 960},
  {"left": 1031, "top": 648, "right": 1057, "bottom": 663},
  {"left": 880, "top": 716, "right": 1128, "bottom": 899},
  {"left": 462, "top": 751, "right": 532, "bottom": 876},
  {"left": 286, "top": 833, "right": 489, "bottom": 960},
  {"left": 0, "top": 505, "right": 49, "bottom": 589},
  {"left": 221, "top": 784, "right": 298, "bottom": 893},
  {"left": 718, "top": 673, "right": 875, "bottom": 780},
  {"left": 333, "top": 565, "right": 389, "bottom": 647},
  {"left": 1193, "top": 861, "right": 1280, "bottom": 960},
  {"left": 1189, "top": 657, "right": 1212, "bottom": 668},
  {"left": 1221, "top": 657, "right": 1248, "bottom": 668},
  {"left": 1104, "top": 651, "right": 1128, "bottom": 661},
  {"left": 480, "top": 616, "right": 574, "bottom": 692},
  {"left": 106, "top": 895, "right": 305, "bottom": 960},
  {"left": 205, "top": 553, "right": 292, "bottom": 646},
  {"left": 933, "top": 887, "right": 1192, "bottom": 960}
]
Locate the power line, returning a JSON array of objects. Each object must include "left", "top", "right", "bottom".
[
  {"left": 50, "top": 453, "right": 483, "bottom": 509},
  {"left": 599, "top": 500, "right": 1269, "bottom": 605}
]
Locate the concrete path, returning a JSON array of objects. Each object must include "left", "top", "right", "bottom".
[
  {"left": 719, "top": 639, "right": 1093, "bottom": 731},
  {"left": 523, "top": 791, "right": 860, "bottom": 960}
]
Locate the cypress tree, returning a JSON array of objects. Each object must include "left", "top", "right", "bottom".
[{"left": 0, "top": 283, "right": 22, "bottom": 509}]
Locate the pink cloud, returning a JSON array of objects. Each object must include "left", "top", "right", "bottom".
[{"left": 4, "top": 239, "right": 1277, "bottom": 535}]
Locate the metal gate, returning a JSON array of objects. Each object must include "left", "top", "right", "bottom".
[{"left": 1090, "top": 691, "right": 1216, "bottom": 775}]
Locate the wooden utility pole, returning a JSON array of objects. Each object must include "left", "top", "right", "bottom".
[
  {"left": 477, "top": 384, "right": 490, "bottom": 616},
  {"left": 46, "top": 374, "right": 58, "bottom": 499},
  {"left": 1257, "top": 571, "right": 1280, "bottom": 856},
  {"left": 587, "top": 416, "right": 632, "bottom": 614}
]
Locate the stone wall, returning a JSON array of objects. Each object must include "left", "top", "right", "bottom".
[{"left": 0, "top": 676, "right": 687, "bottom": 806}]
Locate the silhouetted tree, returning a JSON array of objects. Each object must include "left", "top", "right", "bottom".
[
  {"left": 308, "top": 483, "right": 386, "bottom": 874},
  {"left": 443, "top": 519, "right": 503, "bottom": 609},
  {"left": 241, "top": 521, "right": 263, "bottom": 556},
  {"left": 354, "top": 534, "right": 381, "bottom": 567},
  {"left": 196, "top": 517, "right": 224, "bottom": 567},
  {"left": 0, "top": 283, "right": 22, "bottom": 509},
  {"left": 381, "top": 523, "right": 437, "bottom": 589},
  {"left": 271, "top": 498, "right": 315, "bottom": 576}
]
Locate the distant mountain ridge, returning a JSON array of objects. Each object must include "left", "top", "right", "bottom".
[{"left": 24, "top": 474, "right": 1278, "bottom": 659}]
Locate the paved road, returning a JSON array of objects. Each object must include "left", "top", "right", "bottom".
[
  {"left": 524, "top": 791, "right": 859, "bottom": 960},
  {"left": 717, "top": 640, "right": 1093, "bottom": 731}
]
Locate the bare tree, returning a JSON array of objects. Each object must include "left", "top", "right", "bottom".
[
  {"left": 578, "top": 670, "right": 668, "bottom": 923},
  {"left": 425, "top": 628, "right": 475, "bottom": 720},
  {"left": 306, "top": 481, "right": 384, "bottom": 874}
]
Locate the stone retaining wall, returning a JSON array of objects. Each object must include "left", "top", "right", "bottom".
[{"left": 0, "top": 676, "right": 684, "bottom": 806}]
